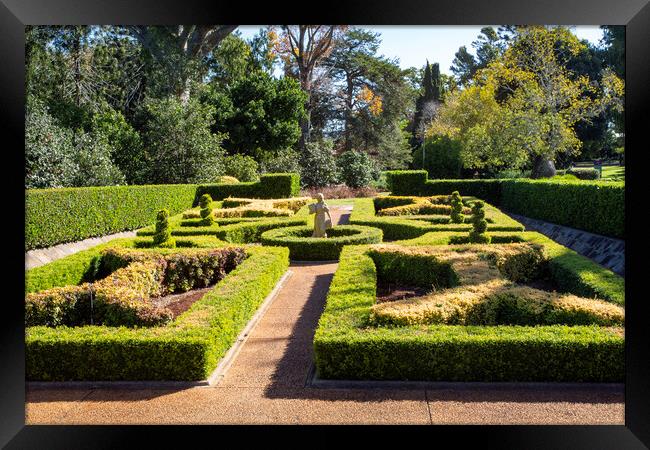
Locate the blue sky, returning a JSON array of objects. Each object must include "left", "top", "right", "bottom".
[{"left": 236, "top": 25, "right": 603, "bottom": 75}]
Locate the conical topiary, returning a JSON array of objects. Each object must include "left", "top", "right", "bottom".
[
  {"left": 153, "top": 209, "right": 176, "bottom": 248},
  {"left": 468, "top": 200, "right": 491, "bottom": 244},
  {"left": 450, "top": 191, "right": 465, "bottom": 224},
  {"left": 199, "top": 193, "right": 215, "bottom": 226}
]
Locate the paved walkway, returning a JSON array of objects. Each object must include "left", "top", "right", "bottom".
[
  {"left": 26, "top": 231, "right": 137, "bottom": 270},
  {"left": 25, "top": 205, "right": 624, "bottom": 424}
]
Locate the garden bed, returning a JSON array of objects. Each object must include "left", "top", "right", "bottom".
[
  {"left": 313, "top": 238, "right": 625, "bottom": 382},
  {"left": 260, "top": 225, "right": 383, "bottom": 260},
  {"left": 25, "top": 237, "right": 290, "bottom": 381}
]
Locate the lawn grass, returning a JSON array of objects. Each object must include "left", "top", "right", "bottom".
[{"left": 601, "top": 165, "right": 625, "bottom": 181}]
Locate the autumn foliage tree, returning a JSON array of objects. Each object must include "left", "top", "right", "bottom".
[{"left": 429, "top": 26, "right": 624, "bottom": 177}]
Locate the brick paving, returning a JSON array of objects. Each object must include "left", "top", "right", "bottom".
[{"left": 25, "top": 205, "right": 624, "bottom": 424}]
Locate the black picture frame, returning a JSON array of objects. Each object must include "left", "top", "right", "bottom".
[{"left": 2, "top": 0, "right": 648, "bottom": 447}]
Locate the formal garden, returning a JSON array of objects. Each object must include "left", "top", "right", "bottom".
[
  {"left": 23, "top": 24, "right": 626, "bottom": 424},
  {"left": 24, "top": 168, "right": 625, "bottom": 383}
]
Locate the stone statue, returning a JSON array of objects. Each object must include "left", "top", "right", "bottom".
[{"left": 309, "top": 193, "right": 333, "bottom": 237}]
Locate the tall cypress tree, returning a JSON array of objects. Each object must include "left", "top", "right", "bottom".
[{"left": 411, "top": 60, "right": 441, "bottom": 151}]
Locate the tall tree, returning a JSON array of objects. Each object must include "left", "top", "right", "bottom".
[
  {"left": 129, "top": 25, "right": 237, "bottom": 103},
  {"left": 273, "top": 25, "right": 346, "bottom": 150},
  {"left": 450, "top": 27, "right": 504, "bottom": 87},
  {"left": 410, "top": 61, "right": 442, "bottom": 150},
  {"left": 430, "top": 26, "right": 624, "bottom": 177}
]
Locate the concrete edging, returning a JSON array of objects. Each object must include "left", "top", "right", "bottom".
[
  {"left": 27, "top": 269, "right": 294, "bottom": 391},
  {"left": 306, "top": 365, "right": 624, "bottom": 392}
]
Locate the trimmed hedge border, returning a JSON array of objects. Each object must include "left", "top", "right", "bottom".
[
  {"left": 25, "top": 185, "right": 197, "bottom": 250},
  {"left": 194, "top": 173, "right": 300, "bottom": 202},
  {"left": 313, "top": 244, "right": 624, "bottom": 382},
  {"left": 349, "top": 198, "right": 524, "bottom": 240},
  {"left": 26, "top": 243, "right": 290, "bottom": 381},
  {"left": 260, "top": 225, "right": 383, "bottom": 260},
  {"left": 25, "top": 173, "right": 301, "bottom": 250},
  {"left": 382, "top": 171, "right": 624, "bottom": 238}
]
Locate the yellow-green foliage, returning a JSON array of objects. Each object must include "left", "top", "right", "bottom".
[
  {"left": 368, "top": 244, "right": 624, "bottom": 327},
  {"left": 376, "top": 195, "right": 472, "bottom": 217},
  {"left": 182, "top": 196, "right": 310, "bottom": 219}
]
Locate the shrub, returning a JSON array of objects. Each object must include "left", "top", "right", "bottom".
[
  {"left": 300, "top": 140, "right": 340, "bottom": 188},
  {"left": 337, "top": 150, "right": 376, "bottom": 188},
  {"left": 567, "top": 167, "right": 600, "bottom": 180},
  {"left": 468, "top": 201, "right": 491, "bottom": 244},
  {"left": 25, "top": 184, "right": 197, "bottom": 250},
  {"left": 300, "top": 185, "right": 379, "bottom": 199},
  {"left": 449, "top": 191, "right": 465, "bottom": 223},
  {"left": 224, "top": 154, "right": 259, "bottom": 182},
  {"left": 199, "top": 194, "right": 215, "bottom": 226},
  {"left": 260, "top": 225, "right": 383, "bottom": 260},
  {"left": 153, "top": 209, "right": 176, "bottom": 248},
  {"left": 217, "top": 176, "right": 240, "bottom": 184},
  {"left": 413, "top": 135, "right": 462, "bottom": 179},
  {"left": 26, "top": 246, "right": 248, "bottom": 328},
  {"left": 260, "top": 147, "right": 302, "bottom": 175}
]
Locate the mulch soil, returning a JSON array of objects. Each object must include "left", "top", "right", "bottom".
[{"left": 151, "top": 287, "right": 213, "bottom": 318}]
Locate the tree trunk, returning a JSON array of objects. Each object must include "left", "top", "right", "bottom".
[
  {"left": 530, "top": 155, "right": 557, "bottom": 178},
  {"left": 298, "top": 73, "right": 312, "bottom": 151},
  {"left": 343, "top": 75, "right": 354, "bottom": 152}
]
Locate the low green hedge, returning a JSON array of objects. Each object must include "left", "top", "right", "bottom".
[
  {"left": 313, "top": 245, "right": 624, "bottom": 382},
  {"left": 194, "top": 173, "right": 300, "bottom": 202},
  {"left": 26, "top": 245, "right": 290, "bottom": 381},
  {"left": 350, "top": 198, "right": 524, "bottom": 240},
  {"left": 500, "top": 179, "right": 624, "bottom": 238},
  {"left": 381, "top": 171, "right": 624, "bottom": 238},
  {"left": 260, "top": 225, "right": 383, "bottom": 260},
  {"left": 25, "top": 184, "right": 198, "bottom": 250}
]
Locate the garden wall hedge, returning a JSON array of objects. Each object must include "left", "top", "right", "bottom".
[
  {"left": 383, "top": 171, "right": 624, "bottom": 238},
  {"left": 25, "top": 185, "right": 197, "bottom": 250},
  {"left": 25, "top": 173, "right": 301, "bottom": 250}
]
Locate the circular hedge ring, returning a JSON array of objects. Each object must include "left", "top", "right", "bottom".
[{"left": 260, "top": 225, "right": 383, "bottom": 260}]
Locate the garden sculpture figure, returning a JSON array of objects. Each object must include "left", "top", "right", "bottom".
[{"left": 309, "top": 193, "right": 333, "bottom": 237}]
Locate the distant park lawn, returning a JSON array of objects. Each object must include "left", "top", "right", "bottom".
[{"left": 601, "top": 165, "right": 625, "bottom": 181}]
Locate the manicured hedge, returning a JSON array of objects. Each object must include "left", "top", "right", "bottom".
[
  {"left": 26, "top": 245, "right": 290, "bottom": 381},
  {"left": 25, "top": 184, "right": 198, "bottom": 250},
  {"left": 381, "top": 171, "right": 624, "bottom": 238},
  {"left": 313, "top": 245, "right": 624, "bottom": 382},
  {"left": 393, "top": 231, "right": 625, "bottom": 306},
  {"left": 260, "top": 225, "right": 383, "bottom": 260},
  {"left": 500, "top": 179, "right": 624, "bottom": 238},
  {"left": 194, "top": 173, "right": 300, "bottom": 202},
  {"left": 25, "top": 174, "right": 301, "bottom": 250},
  {"left": 350, "top": 198, "right": 524, "bottom": 240}
]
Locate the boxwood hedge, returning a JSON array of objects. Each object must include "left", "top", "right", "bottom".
[
  {"left": 26, "top": 173, "right": 301, "bottom": 250},
  {"left": 313, "top": 245, "right": 624, "bottom": 382},
  {"left": 260, "top": 225, "right": 383, "bottom": 260},
  {"left": 349, "top": 198, "right": 524, "bottom": 240},
  {"left": 26, "top": 243, "right": 290, "bottom": 381},
  {"left": 381, "top": 171, "right": 624, "bottom": 238}
]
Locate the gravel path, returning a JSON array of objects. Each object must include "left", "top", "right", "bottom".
[{"left": 25, "top": 202, "right": 624, "bottom": 424}]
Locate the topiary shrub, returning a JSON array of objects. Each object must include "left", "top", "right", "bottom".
[
  {"left": 217, "top": 175, "right": 240, "bottom": 184},
  {"left": 469, "top": 201, "right": 491, "bottom": 244},
  {"left": 153, "top": 209, "right": 176, "bottom": 248},
  {"left": 224, "top": 154, "right": 259, "bottom": 182},
  {"left": 450, "top": 191, "right": 465, "bottom": 224},
  {"left": 199, "top": 194, "right": 215, "bottom": 226}
]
